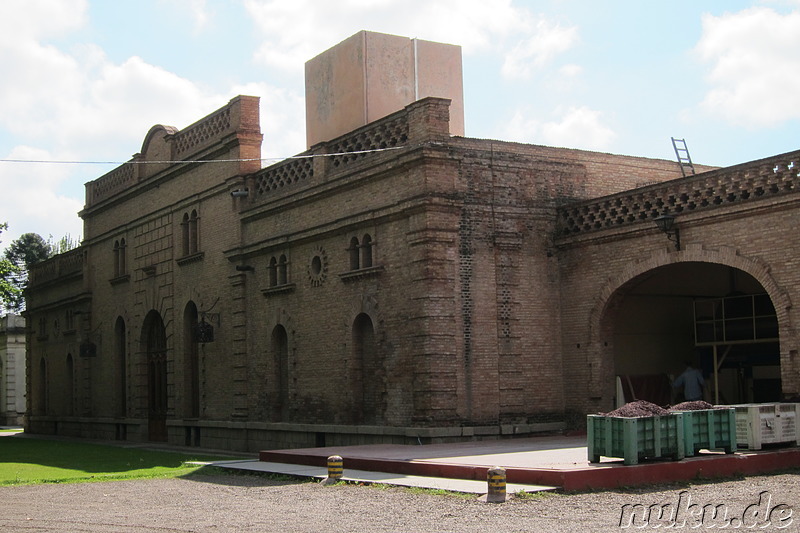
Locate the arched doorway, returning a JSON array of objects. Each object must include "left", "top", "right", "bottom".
[
  {"left": 114, "top": 317, "right": 127, "bottom": 417},
  {"left": 142, "top": 311, "right": 168, "bottom": 441},
  {"left": 605, "top": 262, "right": 780, "bottom": 407},
  {"left": 271, "top": 325, "right": 289, "bottom": 421},
  {"left": 36, "top": 357, "right": 48, "bottom": 415},
  {"left": 65, "top": 354, "right": 74, "bottom": 416},
  {"left": 352, "top": 313, "right": 384, "bottom": 424}
]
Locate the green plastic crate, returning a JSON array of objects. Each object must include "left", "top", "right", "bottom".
[
  {"left": 587, "top": 413, "right": 685, "bottom": 465},
  {"left": 672, "top": 408, "right": 736, "bottom": 456}
]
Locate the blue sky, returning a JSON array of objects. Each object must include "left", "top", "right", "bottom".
[{"left": 1, "top": 0, "right": 799, "bottom": 248}]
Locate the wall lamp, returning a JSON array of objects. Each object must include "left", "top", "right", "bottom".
[
  {"left": 230, "top": 188, "right": 249, "bottom": 198},
  {"left": 653, "top": 213, "right": 681, "bottom": 251}
]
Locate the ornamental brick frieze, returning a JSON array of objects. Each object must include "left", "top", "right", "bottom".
[{"left": 558, "top": 150, "right": 800, "bottom": 236}]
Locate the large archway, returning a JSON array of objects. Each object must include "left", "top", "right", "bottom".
[
  {"left": 142, "top": 311, "right": 168, "bottom": 441},
  {"left": 603, "top": 262, "right": 780, "bottom": 407}
]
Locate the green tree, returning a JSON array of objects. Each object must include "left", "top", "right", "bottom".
[
  {"left": 47, "top": 233, "right": 80, "bottom": 255},
  {"left": 6, "top": 232, "right": 53, "bottom": 269},
  {"left": 3, "top": 232, "right": 54, "bottom": 312},
  {"left": 0, "top": 223, "right": 22, "bottom": 314}
]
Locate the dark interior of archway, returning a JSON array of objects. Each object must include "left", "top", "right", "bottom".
[{"left": 612, "top": 262, "right": 780, "bottom": 406}]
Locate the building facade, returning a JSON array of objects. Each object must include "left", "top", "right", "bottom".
[
  {"left": 24, "top": 33, "right": 799, "bottom": 452},
  {"left": 1, "top": 314, "right": 26, "bottom": 426}
]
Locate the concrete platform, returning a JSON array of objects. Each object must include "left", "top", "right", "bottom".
[
  {"left": 257, "top": 435, "right": 800, "bottom": 492},
  {"left": 209, "top": 459, "right": 556, "bottom": 494}
]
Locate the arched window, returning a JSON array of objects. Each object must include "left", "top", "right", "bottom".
[
  {"left": 361, "top": 234, "right": 373, "bottom": 268},
  {"left": 268, "top": 257, "right": 278, "bottom": 287},
  {"left": 181, "top": 213, "right": 190, "bottom": 256},
  {"left": 113, "top": 239, "right": 127, "bottom": 277},
  {"left": 113, "top": 240, "right": 121, "bottom": 276},
  {"left": 119, "top": 238, "right": 126, "bottom": 275},
  {"left": 189, "top": 210, "right": 199, "bottom": 254},
  {"left": 349, "top": 237, "right": 360, "bottom": 270},
  {"left": 277, "top": 255, "right": 288, "bottom": 285},
  {"left": 271, "top": 325, "right": 289, "bottom": 421},
  {"left": 181, "top": 211, "right": 200, "bottom": 256}
]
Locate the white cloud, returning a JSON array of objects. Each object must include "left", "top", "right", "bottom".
[
  {"left": 231, "top": 82, "right": 306, "bottom": 160},
  {"left": 243, "top": 0, "right": 554, "bottom": 72},
  {"left": 0, "top": 1, "right": 225, "bottom": 152},
  {"left": 158, "top": 0, "right": 216, "bottom": 35},
  {"left": 503, "top": 106, "right": 616, "bottom": 151},
  {"left": 559, "top": 64, "right": 583, "bottom": 77},
  {"left": 501, "top": 20, "right": 579, "bottom": 80},
  {"left": 0, "top": 0, "right": 87, "bottom": 43},
  {"left": 0, "top": 0, "right": 291, "bottom": 249},
  {"left": 80, "top": 56, "right": 227, "bottom": 144},
  {"left": 0, "top": 146, "right": 84, "bottom": 247},
  {"left": 694, "top": 7, "right": 800, "bottom": 127},
  {"left": 174, "top": 0, "right": 211, "bottom": 33}
]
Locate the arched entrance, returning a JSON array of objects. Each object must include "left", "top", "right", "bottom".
[
  {"left": 36, "top": 358, "right": 47, "bottom": 415},
  {"left": 142, "top": 311, "right": 168, "bottom": 441},
  {"left": 270, "top": 325, "right": 289, "bottom": 422},
  {"left": 65, "top": 354, "right": 74, "bottom": 416},
  {"left": 114, "top": 317, "right": 127, "bottom": 417},
  {"left": 603, "top": 262, "right": 781, "bottom": 407},
  {"left": 352, "top": 313, "right": 384, "bottom": 424}
]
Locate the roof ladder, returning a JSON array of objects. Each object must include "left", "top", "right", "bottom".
[{"left": 671, "top": 137, "right": 695, "bottom": 177}]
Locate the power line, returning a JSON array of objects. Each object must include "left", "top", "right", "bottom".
[{"left": 0, "top": 145, "right": 408, "bottom": 166}]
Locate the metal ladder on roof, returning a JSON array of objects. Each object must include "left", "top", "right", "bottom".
[{"left": 671, "top": 137, "right": 695, "bottom": 177}]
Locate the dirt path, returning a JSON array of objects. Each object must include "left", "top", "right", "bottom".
[{"left": 0, "top": 470, "right": 798, "bottom": 532}]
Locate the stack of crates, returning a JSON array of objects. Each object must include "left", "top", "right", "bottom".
[
  {"left": 671, "top": 407, "right": 736, "bottom": 457},
  {"left": 587, "top": 413, "right": 685, "bottom": 465},
  {"left": 733, "top": 403, "right": 800, "bottom": 450}
]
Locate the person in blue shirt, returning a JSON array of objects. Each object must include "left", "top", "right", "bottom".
[{"left": 673, "top": 360, "right": 705, "bottom": 401}]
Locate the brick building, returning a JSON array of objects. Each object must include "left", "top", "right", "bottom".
[{"left": 24, "top": 32, "right": 799, "bottom": 451}]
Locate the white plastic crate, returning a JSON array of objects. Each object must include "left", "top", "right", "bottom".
[{"left": 732, "top": 403, "right": 800, "bottom": 450}]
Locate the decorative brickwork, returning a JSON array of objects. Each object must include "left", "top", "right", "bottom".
[
  {"left": 27, "top": 248, "right": 84, "bottom": 286},
  {"left": 173, "top": 106, "right": 233, "bottom": 157},
  {"left": 558, "top": 151, "right": 800, "bottom": 236},
  {"left": 254, "top": 157, "right": 313, "bottom": 196},
  {"left": 327, "top": 114, "right": 409, "bottom": 169},
  {"left": 90, "top": 164, "right": 136, "bottom": 206}
]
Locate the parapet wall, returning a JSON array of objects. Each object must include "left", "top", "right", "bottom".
[
  {"left": 84, "top": 95, "right": 262, "bottom": 209},
  {"left": 28, "top": 248, "right": 85, "bottom": 288},
  {"left": 557, "top": 149, "right": 800, "bottom": 237},
  {"left": 249, "top": 96, "right": 449, "bottom": 203}
]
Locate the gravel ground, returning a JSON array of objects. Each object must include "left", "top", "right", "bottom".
[{"left": 0, "top": 470, "right": 798, "bottom": 532}]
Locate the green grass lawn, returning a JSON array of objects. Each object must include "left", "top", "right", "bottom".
[{"left": 0, "top": 434, "right": 238, "bottom": 486}]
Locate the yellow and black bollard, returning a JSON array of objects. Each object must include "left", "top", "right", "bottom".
[
  {"left": 482, "top": 466, "right": 508, "bottom": 503},
  {"left": 321, "top": 455, "right": 344, "bottom": 486}
]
